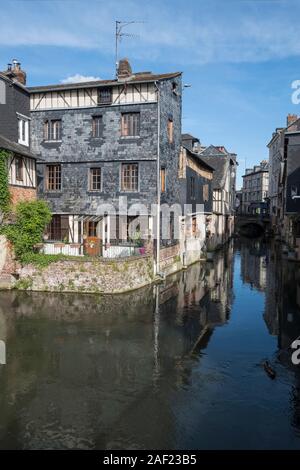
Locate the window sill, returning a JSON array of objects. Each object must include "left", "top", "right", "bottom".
[
  {"left": 44, "top": 190, "right": 62, "bottom": 194},
  {"left": 120, "top": 136, "right": 140, "bottom": 140},
  {"left": 43, "top": 140, "right": 62, "bottom": 143},
  {"left": 18, "top": 141, "right": 29, "bottom": 147}
]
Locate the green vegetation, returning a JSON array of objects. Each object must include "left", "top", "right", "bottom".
[
  {"left": 0, "top": 200, "right": 52, "bottom": 258},
  {"left": 15, "top": 277, "right": 33, "bottom": 290},
  {"left": 20, "top": 252, "right": 74, "bottom": 267},
  {"left": 0, "top": 150, "right": 11, "bottom": 214}
]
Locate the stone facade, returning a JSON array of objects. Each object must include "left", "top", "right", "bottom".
[
  {"left": 268, "top": 115, "right": 300, "bottom": 250},
  {"left": 30, "top": 74, "right": 182, "bottom": 216},
  {"left": 241, "top": 161, "right": 269, "bottom": 215}
]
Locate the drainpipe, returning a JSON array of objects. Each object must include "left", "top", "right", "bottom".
[{"left": 154, "top": 81, "right": 161, "bottom": 276}]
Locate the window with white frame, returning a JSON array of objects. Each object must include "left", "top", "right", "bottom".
[{"left": 17, "top": 115, "right": 29, "bottom": 146}]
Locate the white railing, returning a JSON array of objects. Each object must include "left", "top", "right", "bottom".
[
  {"left": 42, "top": 243, "right": 82, "bottom": 257},
  {"left": 103, "top": 245, "right": 137, "bottom": 258}
]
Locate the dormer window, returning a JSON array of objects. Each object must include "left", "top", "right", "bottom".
[
  {"left": 17, "top": 114, "right": 29, "bottom": 146},
  {"left": 98, "top": 87, "right": 112, "bottom": 105}
]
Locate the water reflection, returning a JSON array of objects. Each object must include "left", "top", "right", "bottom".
[{"left": 0, "top": 239, "right": 299, "bottom": 449}]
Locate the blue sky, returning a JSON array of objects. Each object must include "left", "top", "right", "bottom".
[{"left": 1, "top": 0, "right": 300, "bottom": 187}]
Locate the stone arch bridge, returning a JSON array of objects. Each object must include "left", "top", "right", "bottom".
[{"left": 235, "top": 215, "right": 271, "bottom": 236}]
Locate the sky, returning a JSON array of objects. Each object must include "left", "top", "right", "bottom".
[{"left": 1, "top": 0, "right": 300, "bottom": 188}]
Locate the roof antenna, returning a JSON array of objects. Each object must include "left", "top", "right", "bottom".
[{"left": 115, "top": 20, "right": 143, "bottom": 79}]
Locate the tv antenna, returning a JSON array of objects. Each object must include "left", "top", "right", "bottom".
[{"left": 115, "top": 20, "right": 143, "bottom": 78}]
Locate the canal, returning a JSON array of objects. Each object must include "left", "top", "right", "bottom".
[{"left": 0, "top": 239, "right": 300, "bottom": 449}]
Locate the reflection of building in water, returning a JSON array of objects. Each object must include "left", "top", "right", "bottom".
[
  {"left": 240, "top": 239, "right": 267, "bottom": 291},
  {"left": 264, "top": 247, "right": 279, "bottom": 336},
  {"left": 262, "top": 245, "right": 300, "bottom": 434},
  {"left": 204, "top": 242, "right": 234, "bottom": 324},
  {"left": 0, "top": 253, "right": 234, "bottom": 450}
]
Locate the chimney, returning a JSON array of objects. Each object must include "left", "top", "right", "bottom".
[
  {"left": 287, "top": 113, "right": 298, "bottom": 127},
  {"left": 117, "top": 58, "right": 132, "bottom": 80},
  {"left": 4, "top": 59, "right": 26, "bottom": 85}
]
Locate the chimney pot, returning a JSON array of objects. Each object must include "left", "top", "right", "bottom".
[
  {"left": 117, "top": 58, "right": 132, "bottom": 80},
  {"left": 287, "top": 113, "right": 298, "bottom": 127}
]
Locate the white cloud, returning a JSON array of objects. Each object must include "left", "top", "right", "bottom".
[
  {"left": 1, "top": 0, "right": 300, "bottom": 65},
  {"left": 60, "top": 74, "right": 101, "bottom": 84}
]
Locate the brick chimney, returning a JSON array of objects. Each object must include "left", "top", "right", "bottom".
[
  {"left": 117, "top": 58, "right": 132, "bottom": 80},
  {"left": 287, "top": 113, "right": 298, "bottom": 127},
  {"left": 3, "top": 60, "right": 26, "bottom": 85}
]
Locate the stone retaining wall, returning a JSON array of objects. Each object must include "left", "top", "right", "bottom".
[
  {"left": 16, "top": 255, "right": 154, "bottom": 294},
  {"left": 0, "top": 236, "right": 18, "bottom": 289}
]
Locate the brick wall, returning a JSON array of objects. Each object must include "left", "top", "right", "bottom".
[{"left": 9, "top": 186, "right": 36, "bottom": 206}]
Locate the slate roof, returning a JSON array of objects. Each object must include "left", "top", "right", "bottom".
[
  {"left": 199, "top": 146, "right": 230, "bottom": 189},
  {"left": 182, "top": 143, "right": 214, "bottom": 173},
  {"left": 182, "top": 133, "right": 199, "bottom": 142},
  {"left": 0, "top": 72, "right": 28, "bottom": 92},
  {"left": 0, "top": 134, "right": 37, "bottom": 159},
  {"left": 28, "top": 71, "right": 182, "bottom": 93}
]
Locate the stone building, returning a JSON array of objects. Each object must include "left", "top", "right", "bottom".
[
  {"left": 0, "top": 61, "right": 36, "bottom": 206},
  {"left": 268, "top": 114, "right": 300, "bottom": 255},
  {"left": 29, "top": 59, "right": 183, "bottom": 262},
  {"left": 241, "top": 160, "right": 269, "bottom": 215}
]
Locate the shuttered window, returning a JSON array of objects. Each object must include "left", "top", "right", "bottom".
[
  {"left": 121, "top": 113, "right": 140, "bottom": 137},
  {"left": 167, "top": 119, "right": 173, "bottom": 143},
  {"left": 160, "top": 167, "right": 166, "bottom": 193}
]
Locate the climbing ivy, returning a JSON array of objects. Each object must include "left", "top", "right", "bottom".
[
  {"left": 0, "top": 149, "right": 11, "bottom": 215},
  {"left": 0, "top": 200, "right": 52, "bottom": 259}
]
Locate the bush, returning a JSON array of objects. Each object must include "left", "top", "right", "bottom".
[
  {"left": 0, "top": 150, "right": 11, "bottom": 215},
  {"left": 1, "top": 200, "right": 52, "bottom": 258}
]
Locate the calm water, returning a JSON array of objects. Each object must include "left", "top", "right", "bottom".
[{"left": 0, "top": 239, "right": 300, "bottom": 450}]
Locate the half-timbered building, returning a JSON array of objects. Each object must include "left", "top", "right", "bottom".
[
  {"left": 0, "top": 63, "right": 37, "bottom": 206},
  {"left": 29, "top": 59, "right": 182, "bottom": 257}
]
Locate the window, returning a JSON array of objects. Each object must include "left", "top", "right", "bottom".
[
  {"left": 121, "top": 113, "right": 140, "bottom": 137},
  {"left": 192, "top": 216, "right": 197, "bottom": 236},
  {"left": 89, "top": 168, "right": 101, "bottom": 191},
  {"left": 47, "top": 215, "right": 69, "bottom": 241},
  {"left": 44, "top": 120, "right": 62, "bottom": 141},
  {"left": 15, "top": 156, "right": 23, "bottom": 181},
  {"left": 18, "top": 117, "right": 29, "bottom": 146},
  {"left": 190, "top": 176, "right": 195, "bottom": 199},
  {"left": 121, "top": 163, "right": 139, "bottom": 192},
  {"left": 160, "top": 167, "right": 166, "bottom": 193},
  {"left": 167, "top": 119, "right": 173, "bottom": 143},
  {"left": 98, "top": 87, "right": 112, "bottom": 105},
  {"left": 203, "top": 184, "right": 209, "bottom": 202},
  {"left": 92, "top": 116, "right": 103, "bottom": 138},
  {"left": 172, "top": 82, "right": 178, "bottom": 96},
  {"left": 88, "top": 221, "right": 98, "bottom": 237},
  {"left": 46, "top": 164, "right": 61, "bottom": 191}
]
